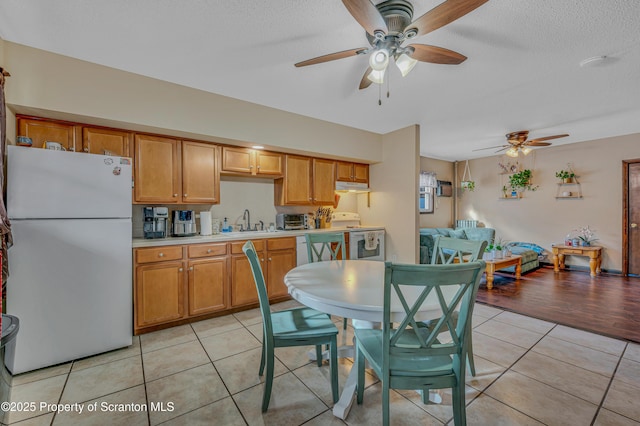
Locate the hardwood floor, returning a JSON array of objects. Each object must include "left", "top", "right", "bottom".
[{"left": 475, "top": 264, "right": 640, "bottom": 343}]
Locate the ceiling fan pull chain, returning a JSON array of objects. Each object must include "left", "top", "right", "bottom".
[
  {"left": 387, "top": 70, "right": 390, "bottom": 98},
  {"left": 378, "top": 83, "right": 382, "bottom": 106}
]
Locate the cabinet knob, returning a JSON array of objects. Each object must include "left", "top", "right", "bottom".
[
  {"left": 178, "top": 267, "right": 183, "bottom": 272},
  {"left": 257, "top": 165, "right": 260, "bottom": 169},
  {"left": 173, "top": 194, "right": 178, "bottom": 197},
  {"left": 260, "top": 258, "right": 265, "bottom": 262},
  {"left": 189, "top": 266, "right": 194, "bottom": 271},
  {"left": 84, "top": 147, "right": 89, "bottom": 153},
  {"left": 268, "top": 258, "right": 272, "bottom": 261},
  {"left": 632, "top": 223, "right": 638, "bottom": 228},
  {"left": 158, "top": 252, "right": 164, "bottom": 257},
  {"left": 207, "top": 249, "right": 212, "bottom": 253},
  {"left": 184, "top": 194, "right": 188, "bottom": 197}
]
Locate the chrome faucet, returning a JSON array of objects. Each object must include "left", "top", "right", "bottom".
[{"left": 242, "top": 209, "right": 251, "bottom": 231}]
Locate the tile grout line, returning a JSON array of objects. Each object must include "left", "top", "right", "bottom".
[{"left": 589, "top": 342, "right": 629, "bottom": 426}]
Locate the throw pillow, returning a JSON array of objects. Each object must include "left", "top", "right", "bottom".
[{"left": 449, "top": 229, "right": 467, "bottom": 239}]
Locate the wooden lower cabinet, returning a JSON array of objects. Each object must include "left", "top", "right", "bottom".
[
  {"left": 134, "top": 237, "right": 295, "bottom": 334},
  {"left": 135, "top": 261, "right": 186, "bottom": 330},
  {"left": 188, "top": 257, "right": 228, "bottom": 316}
]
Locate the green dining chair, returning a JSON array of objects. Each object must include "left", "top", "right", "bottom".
[
  {"left": 355, "top": 260, "right": 485, "bottom": 426},
  {"left": 305, "top": 232, "right": 349, "bottom": 330},
  {"left": 242, "top": 240, "right": 339, "bottom": 412},
  {"left": 423, "top": 236, "right": 487, "bottom": 376}
]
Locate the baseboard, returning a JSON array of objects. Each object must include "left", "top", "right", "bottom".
[{"left": 539, "top": 261, "right": 621, "bottom": 275}]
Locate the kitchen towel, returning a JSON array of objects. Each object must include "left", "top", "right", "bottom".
[
  {"left": 200, "top": 211, "right": 212, "bottom": 236},
  {"left": 365, "top": 231, "right": 378, "bottom": 251}
]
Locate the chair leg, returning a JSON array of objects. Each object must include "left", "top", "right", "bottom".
[
  {"left": 330, "top": 337, "right": 339, "bottom": 403},
  {"left": 467, "top": 324, "right": 476, "bottom": 377},
  {"left": 356, "top": 345, "right": 365, "bottom": 404},
  {"left": 315, "top": 345, "right": 323, "bottom": 367},
  {"left": 451, "top": 381, "right": 467, "bottom": 426},
  {"left": 261, "top": 346, "right": 275, "bottom": 412},
  {"left": 382, "top": 381, "right": 390, "bottom": 426},
  {"left": 421, "top": 389, "right": 429, "bottom": 404},
  {"left": 259, "top": 341, "right": 266, "bottom": 376}
]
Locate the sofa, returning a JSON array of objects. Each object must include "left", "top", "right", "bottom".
[{"left": 419, "top": 227, "right": 541, "bottom": 274}]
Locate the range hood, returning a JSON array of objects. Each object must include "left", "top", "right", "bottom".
[{"left": 335, "top": 181, "right": 370, "bottom": 193}]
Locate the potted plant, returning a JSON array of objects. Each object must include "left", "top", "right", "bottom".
[
  {"left": 508, "top": 169, "right": 538, "bottom": 192},
  {"left": 574, "top": 226, "right": 598, "bottom": 246},
  {"left": 461, "top": 180, "right": 475, "bottom": 191},
  {"left": 555, "top": 169, "right": 576, "bottom": 183},
  {"left": 483, "top": 244, "right": 494, "bottom": 260},
  {"left": 493, "top": 237, "right": 507, "bottom": 259}
]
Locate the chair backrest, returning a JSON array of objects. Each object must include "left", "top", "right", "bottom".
[
  {"left": 431, "top": 236, "right": 487, "bottom": 265},
  {"left": 381, "top": 261, "right": 484, "bottom": 365},
  {"left": 242, "top": 240, "right": 273, "bottom": 337},
  {"left": 305, "top": 232, "right": 346, "bottom": 262}
]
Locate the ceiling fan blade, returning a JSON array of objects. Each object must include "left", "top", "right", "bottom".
[
  {"left": 526, "top": 142, "right": 552, "bottom": 147},
  {"left": 408, "top": 44, "right": 467, "bottom": 64},
  {"left": 406, "top": 0, "right": 489, "bottom": 37},
  {"left": 342, "top": 0, "right": 388, "bottom": 36},
  {"left": 472, "top": 144, "right": 508, "bottom": 152},
  {"left": 359, "top": 67, "right": 373, "bottom": 90},
  {"left": 528, "top": 134, "right": 570, "bottom": 143},
  {"left": 295, "top": 48, "right": 368, "bottom": 67}
]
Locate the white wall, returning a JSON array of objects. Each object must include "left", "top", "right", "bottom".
[
  {"left": 359, "top": 125, "right": 420, "bottom": 263},
  {"left": 2, "top": 41, "right": 383, "bottom": 163},
  {"left": 459, "top": 133, "right": 640, "bottom": 272}
]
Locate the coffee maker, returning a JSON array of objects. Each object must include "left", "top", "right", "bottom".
[
  {"left": 143, "top": 207, "right": 168, "bottom": 239},
  {"left": 172, "top": 210, "right": 196, "bottom": 237}
]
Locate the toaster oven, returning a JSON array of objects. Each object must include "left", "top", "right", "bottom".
[{"left": 276, "top": 213, "right": 308, "bottom": 230}]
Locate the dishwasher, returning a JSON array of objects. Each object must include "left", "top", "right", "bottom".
[{"left": 296, "top": 235, "right": 331, "bottom": 266}]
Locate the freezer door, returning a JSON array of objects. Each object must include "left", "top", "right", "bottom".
[
  {"left": 5, "top": 218, "right": 132, "bottom": 374},
  {"left": 7, "top": 145, "right": 132, "bottom": 219}
]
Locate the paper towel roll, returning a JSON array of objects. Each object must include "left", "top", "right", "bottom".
[{"left": 200, "top": 211, "right": 212, "bottom": 236}]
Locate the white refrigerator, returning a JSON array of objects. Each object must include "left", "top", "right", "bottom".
[{"left": 5, "top": 145, "right": 133, "bottom": 374}]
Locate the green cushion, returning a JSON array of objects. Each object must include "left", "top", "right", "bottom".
[
  {"left": 448, "top": 229, "right": 467, "bottom": 239},
  {"left": 419, "top": 234, "right": 435, "bottom": 264}
]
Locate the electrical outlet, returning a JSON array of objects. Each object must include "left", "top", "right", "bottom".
[{"left": 391, "top": 254, "right": 397, "bottom": 262}]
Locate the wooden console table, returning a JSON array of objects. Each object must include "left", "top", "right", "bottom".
[{"left": 552, "top": 245, "right": 602, "bottom": 277}]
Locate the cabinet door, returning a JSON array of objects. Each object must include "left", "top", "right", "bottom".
[
  {"left": 230, "top": 254, "right": 262, "bottom": 307},
  {"left": 353, "top": 163, "right": 369, "bottom": 183},
  {"left": 182, "top": 141, "right": 220, "bottom": 204},
  {"left": 222, "top": 146, "right": 253, "bottom": 174},
  {"left": 134, "top": 134, "right": 181, "bottom": 203},
  {"left": 135, "top": 261, "right": 186, "bottom": 330},
  {"left": 255, "top": 151, "right": 282, "bottom": 176},
  {"left": 336, "top": 162, "right": 354, "bottom": 181},
  {"left": 188, "top": 257, "right": 228, "bottom": 316},
  {"left": 267, "top": 248, "right": 296, "bottom": 298},
  {"left": 82, "top": 127, "right": 131, "bottom": 157},
  {"left": 18, "top": 117, "right": 78, "bottom": 152},
  {"left": 281, "top": 155, "right": 312, "bottom": 205},
  {"left": 312, "top": 158, "right": 336, "bottom": 204}
]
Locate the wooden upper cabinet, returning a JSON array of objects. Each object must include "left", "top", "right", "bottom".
[
  {"left": 312, "top": 158, "right": 336, "bottom": 204},
  {"left": 275, "top": 155, "right": 312, "bottom": 205},
  {"left": 82, "top": 127, "right": 132, "bottom": 157},
  {"left": 134, "top": 134, "right": 181, "bottom": 204},
  {"left": 275, "top": 155, "right": 336, "bottom": 206},
  {"left": 222, "top": 146, "right": 282, "bottom": 177},
  {"left": 336, "top": 161, "right": 369, "bottom": 184},
  {"left": 182, "top": 141, "right": 220, "bottom": 204},
  {"left": 17, "top": 116, "right": 78, "bottom": 152}
]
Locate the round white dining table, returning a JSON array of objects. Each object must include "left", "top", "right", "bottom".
[{"left": 284, "top": 259, "right": 454, "bottom": 419}]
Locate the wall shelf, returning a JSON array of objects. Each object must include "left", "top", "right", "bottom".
[{"left": 555, "top": 177, "right": 582, "bottom": 199}]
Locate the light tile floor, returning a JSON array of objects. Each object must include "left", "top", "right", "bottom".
[{"left": 3, "top": 300, "right": 640, "bottom": 425}]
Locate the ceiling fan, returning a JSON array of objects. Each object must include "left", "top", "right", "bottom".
[
  {"left": 475, "top": 130, "right": 570, "bottom": 157},
  {"left": 294, "top": 0, "right": 489, "bottom": 90}
]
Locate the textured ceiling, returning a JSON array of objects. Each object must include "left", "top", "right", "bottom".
[{"left": 1, "top": 0, "right": 639, "bottom": 160}]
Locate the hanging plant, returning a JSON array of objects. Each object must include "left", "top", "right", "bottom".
[
  {"left": 508, "top": 169, "right": 538, "bottom": 192},
  {"left": 460, "top": 160, "right": 475, "bottom": 192}
]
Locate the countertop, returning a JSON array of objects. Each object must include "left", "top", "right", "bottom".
[{"left": 132, "top": 226, "right": 386, "bottom": 248}]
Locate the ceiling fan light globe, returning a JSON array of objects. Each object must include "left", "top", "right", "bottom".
[
  {"left": 369, "top": 49, "right": 390, "bottom": 71},
  {"left": 521, "top": 146, "right": 532, "bottom": 155},
  {"left": 505, "top": 147, "right": 519, "bottom": 158},
  {"left": 396, "top": 53, "right": 418, "bottom": 77},
  {"left": 366, "top": 69, "right": 385, "bottom": 84}
]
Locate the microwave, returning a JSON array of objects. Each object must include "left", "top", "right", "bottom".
[{"left": 276, "top": 213, "right": 308, "bottom": 230}]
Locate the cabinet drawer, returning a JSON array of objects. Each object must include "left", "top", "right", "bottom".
[
  {"left": 231, "top": 239, "right": 265, "bottom": 254},
  {"left": 267, "top": 237, "right": 295, "bottom": 251},
  {"left": 188, "top": 243, "right": 227, "bottom": 258},
  {"left": 563, "top": 249, "right": 584, "bottom": 255},
  {"left": 136, "top": 246, "right": 183, "bottom": 263}
]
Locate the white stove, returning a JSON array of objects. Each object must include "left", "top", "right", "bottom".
[{"left": 331, "top": 212, "right": 385, "bottom": 261}]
